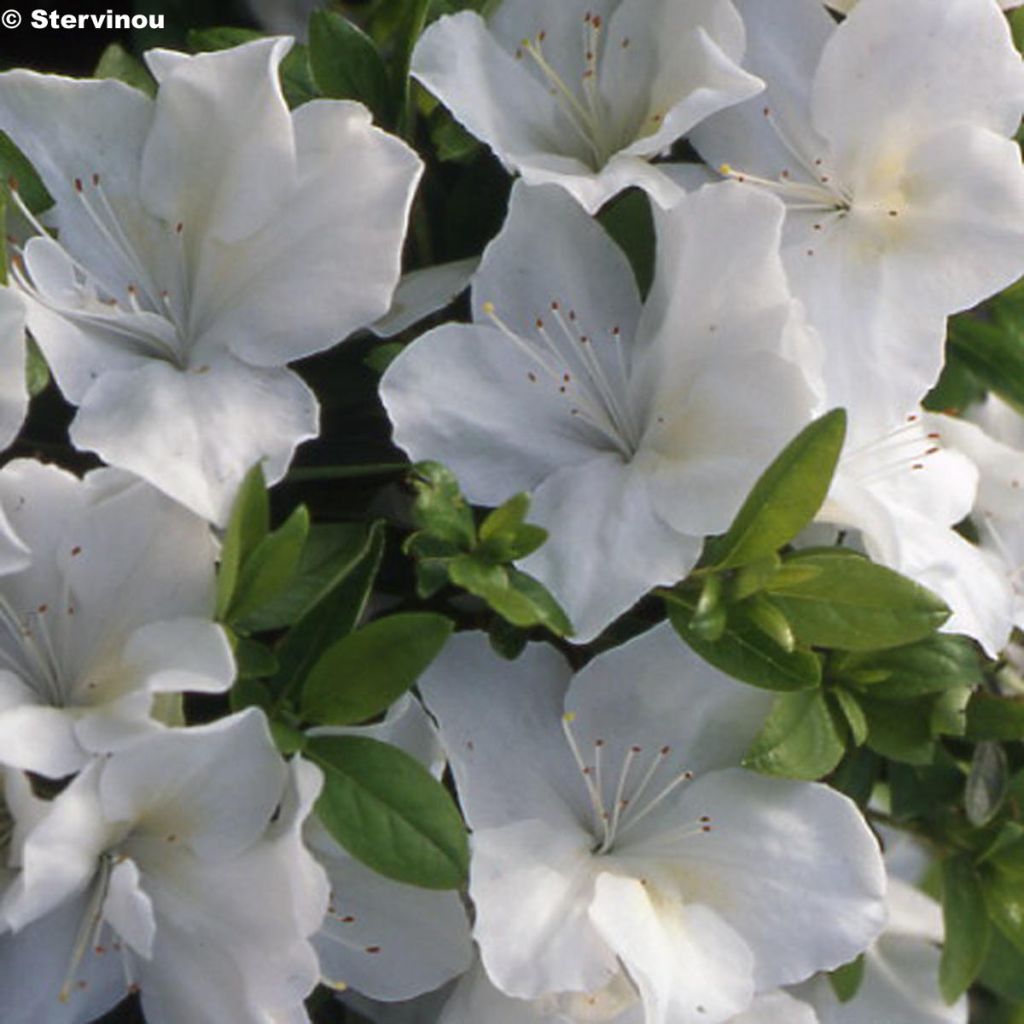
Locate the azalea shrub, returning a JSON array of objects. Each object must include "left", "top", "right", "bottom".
[{"left": 3, "top": 0, "right": 1024, "bottom": 1023}]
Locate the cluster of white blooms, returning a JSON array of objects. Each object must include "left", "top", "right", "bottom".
[{"left": 0, "top": 0, "right": 1020, "bottom": 1021}]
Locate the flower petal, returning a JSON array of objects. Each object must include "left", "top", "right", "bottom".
[
  {"left": 198, "top": 98, "right": 423, "bottom": 366},
  {"left": 588, "top": 872, "right": 756, "bottom": 1024},
  {"left": 70, "top": 352, "right": 318, "bottom": 525},
  {"left": 471, "top": 819, "right": 618, "bottom": 1000},
  {"left": 630, "top": 768, "right": 886, "bottom": 990},
  {"left": 141, "top": 38, "right": 297, "bottom": 245},
  {"left": 520, "top": 455, "right": 701, "bottom": 643}
]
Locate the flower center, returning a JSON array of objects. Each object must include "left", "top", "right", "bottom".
[
  {"left": 7, "top": 175, "right": 190, "bottom": 369},
  {"left": 718, "top": 105, "right": 853, "bottom": 216},
  {"left": 0, "top": 591, "right": 71, "bottom": 708},
  {"left": 561, "top": 712, "right": 710, "bottom": 854},
  {"left": 483, "top": 298, "right": 642, "bottom": 459}
]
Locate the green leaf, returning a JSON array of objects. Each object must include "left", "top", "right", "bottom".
[
  {"left": 744, "top": 593, "right": 795, "bottom": 653},
  {"left": 228, "top": 505, "right": 310, "bottom": 625},
  {"left": 830, "top": 634, "right": 982, "bottom": 699},
  {"left": 408, "top": 462, "right": 476, "bottom": 549},
  {"left": 25, "top": 337, "right": 49, "bottom": 397},
  {"left": 967, "top": 693, "right": 1024, "bottom": 740},
  {"left": 301, "top": 613, "right": 453, "bottom": 726},
  {"left": 940, "top": 855, "right": 991, "bottom": 1003},
  {"left": 237, "top": 523, "right": 371, "bottom": 633},
  {"left": 429, "top": 108, "right": 482, "bottom": 163},
  {"left": 979, "top": 926, "right": 1024, "bottom": 1003},
  {"left": 477, "top": 493, "right": 547, "bottom": 562},
  {"left": 765, "top": 551, "right": 949, "bottom": 651},
  {"left": 743, "top": 689, "right": 846, "bottom": 780},
  {"left": 665, "top": 592, "right": 821, "bottom": 693},
  {"left": 829, "top": 955, "right": 865, "bottom": 1003},
  {"left": 1, "top": 132, "right": 53, "bottom": 214},
  {"left": 307, "top": 734, "right": 468, "bottom": 889},
  {"left": 703, "top": 410, "right": 847, "bottom": 570},
  {"left": 833, "top": 688, "right": 868, "bottom": 747},
  {"left": 986, "top": 870, "right": 1024, "bottom": 957},
  {"left": 689, "top": 575, "right": 727, "bottom": 644},
  {"left": 233, "top": 638, "right": 278, "bottom": 680},
  {"left": 215, "top": 463, "right": 270, "bottom": 620},
  {"left": 948, "top": 314, "right": 1024, "bottom": 416},
  {"left": 188, "top": 25, "right": 264, "bottom": 50},
  {"left": 270, "top": 522, "right": 386, "bottom": 703},
  {"left": 309, "top": 10, "right": 394, "bottom": 126},
  {"left": 966, "top": 742, "right": 1009, "bottom": 828},
  {"left": 597, "top": 188, "right": 655, "bottom": 297},
  {"left": 505, "top": 570, "right": 574, "bottom": 636},
  {"left": 94, "top": 43, "right": 157, "bottom": 95},
  {"left": 859, "top": 694, "right": 936, "bottom": 765}
]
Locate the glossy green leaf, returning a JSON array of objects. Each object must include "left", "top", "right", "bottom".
[
  {"left": 743, "top": 689, "right": 846, "bottom": 780},
  {"left": 301, "top": 613, "right": 453, "bottom": 726},
  {"left": 505, "top": 570, "right": 574, "bottom": 637},
  {"left": 940, "top": 855, "right": 991, "bottom": 1003},
  {"left": 702, "top": 409, "right": 846, "bottom": 570},
  {"left": 271, "top": 522, "right": 386, "bottom": 703},
  {"left": 830, "top": 635, "right": 982, "bottom": 699},
  {"left": 859, "top": 694, "right": 936, "bottom": 765},
  {"left": 477, "top": 493, "right": 547, "bottom": 562},
  {"left": 308, "top": 734, "right": 469, "bottom": 889},
  {"left": 665, "top": 593, "right": 821, "bottom": 693},
  {"left": 948, "top": 314, "right": 1024, "bottom": 416},
  {"left": 228, "top": 505, "right": 310, "bottom": 624},
  {"left": 766, "top": 551, "right": 949, "bottom": 651},
  {"left": 94, "top": 43, "right": 157, "bottom": 95},
  {"left": 237, "top": 523, "right": 371, "bottom": 633},
  {"left": 833, "top": 688, "right": 868, "bottom": 747},
  {"left": 215, "top": 463, "right": 270, "bottom": 620},
  {"left": 829, "top": 955, "right": 865, "bottom": 1003},
  {"left": 408, "top": 462, "right": 476, "bottom": 549},
  {"left": 967, "top": 693, "right": 1024, "bottom": 740},
  {"left": 309, "top": 10, "right": 394, "bottom": 126},
  {"left": 25, "top": 337, "right": 49, "bottom": 397},
  {"left": 987, "top": 870, "right": 1024, "bottom": 958}
]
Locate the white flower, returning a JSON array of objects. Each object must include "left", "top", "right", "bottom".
[
  {"left": 419, "top": 624, "right": 886, "bottom": 1024},
  {"left": 795, "top": 832, "right": 967, "bottom": 1024},
  {"left": 381, "top": 181, "right": 819, "bottom": 642},
  {"left": 690, "top": 0, "right": 1024, "bottom": 443},
  {"left": 931, "top": 396, "right": 1024, "bottom": 635},
  {"left": 816, "top": 410, "right": 1016, "bottom": 655},
  {"left": 0, "top": 709, "right": 329, "bottom": 1024},
  {"left": 411, "top": 0, "right": 762, "bottom": 213},
  {"left": 0, "top": 458, "right": 234, "bottom": 778},
  {"left": 308, "top": 695, "right": 473, "bottom": 1002},
  {"left": 826, "top": 0, "right": 1020, "bottom": 13},
  {"left": 0, "top": 37, "right": 423, "bottom": 523},
  {"left": 0, "top": 290, "right": 28, "bottom": 455}
]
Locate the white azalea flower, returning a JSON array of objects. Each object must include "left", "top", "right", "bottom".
[
  {"left": 816, "top": 410, "right": 1017, "bottom": 655},
  {"left": 411, "top": 0, "right": 762, "bottom": 213},
  {"left": 0, "top": 459, "right": 234, "bottom": 778},
  {"left": 931, "top": 396, "right": 1024, "bottom": 634},
  {"left": 0, "top": 37, "right": 423, "bottom": 523},
  {"left": 826, "top": 0, "right": 1021, "bottom": 13},
  {"left": 0, "top": 709, "right": 329, "bottom": 1024},
  {"left": 308, "top": 695, "right": 473, "bottom": 1002},
  {"left": 419, "top": 625, "right": 886, "bottom": 1024},
  {"left": 796, "top": 832, "right": 967, "bottom": 1024},
  {"left": 381, "top": 181, "right": 819, "bottom": 642},
  {"left": 690, "top": 0, "right": 1024, "bottom": 443},
  {"left": 0, "top": 290, "right": 28, "bottom": 454}
]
